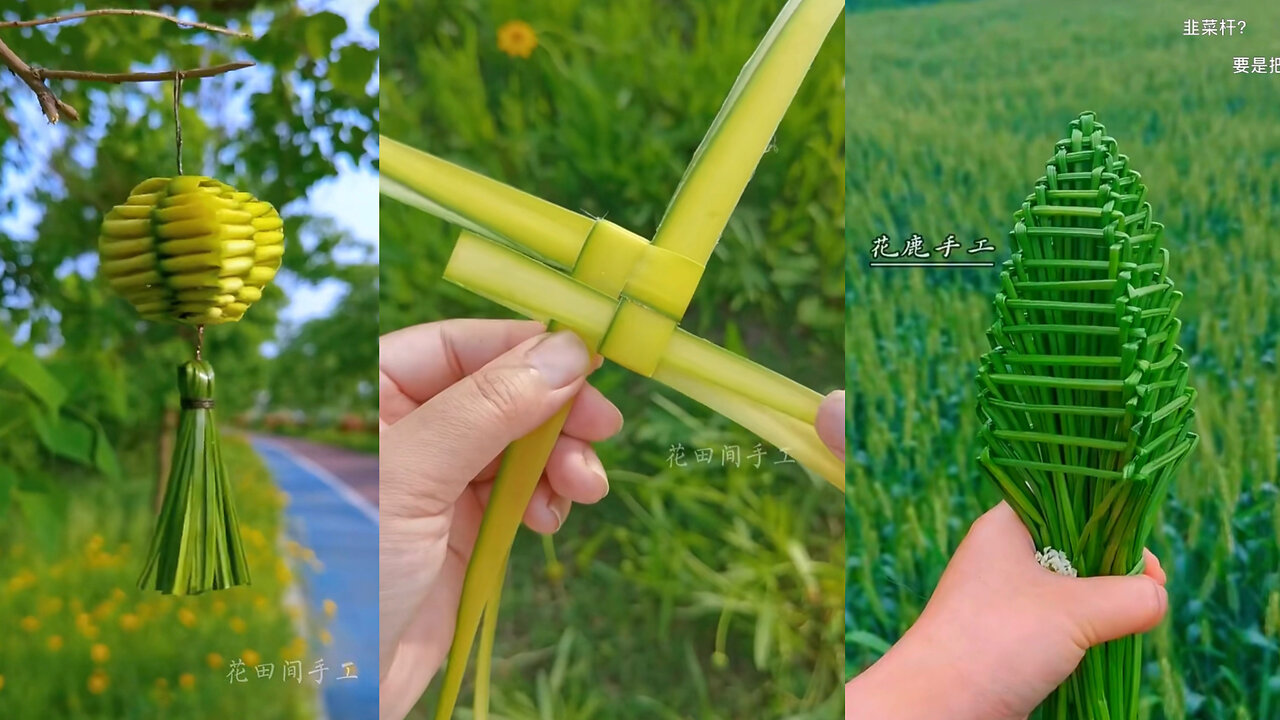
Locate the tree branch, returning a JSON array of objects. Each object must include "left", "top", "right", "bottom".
[
  {"left": 0, "top": 9, "right": 251, "bottom": 39},
  {"left": 0, "top": 8, "right": 256, "bottom": 124},
  {"left": 0, "top": 37, "right": 79, "bottom": 123},
  {"left": 40, "top": 61, "right": 255, "bottom": 84}
]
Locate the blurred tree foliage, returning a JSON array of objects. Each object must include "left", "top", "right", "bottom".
[
  {"left": 382, "top": 1, "right": 844, "bottom": 716},
  {"left": 0, "top": 1, "right": 377, "bottom": 531}
]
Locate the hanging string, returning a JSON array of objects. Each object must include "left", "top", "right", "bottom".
[
  {"left": 171, "top": 71, "right": 205, "bottom": 360},
  {"left": 172, "top": 70, "right": 184, "bottom": 175}
]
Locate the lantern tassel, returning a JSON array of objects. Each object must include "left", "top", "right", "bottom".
[{"left": 138, "top": 358, "right": 250, "bottom": 594}]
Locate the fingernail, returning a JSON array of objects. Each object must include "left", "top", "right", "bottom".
[
  {"left": 529, "top": 331, "right": 589, "bottom": 388},
  {"left": 583, "top": 451, "right": 609, "bottom": 496},
  {"left": 548, "top": 496, "right": 570, "bottom": 530}
]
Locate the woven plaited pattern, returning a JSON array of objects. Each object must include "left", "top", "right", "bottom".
[
  {"left": 565, "top": 219, "right": 704, "bottom": 376},
  {"left": 975, "top": 112, "right": 1198, "bottom": 534},
  {"left": 99, "top": 176, "right": 284, "bottom": 325}
]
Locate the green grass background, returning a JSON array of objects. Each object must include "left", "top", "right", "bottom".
[
  {"left": 846, "top": 1, "right": 1280, "bottom": 718},
  {"left": 0, "top": 437, "right": 321, "bottom": 718},
  {"left": 382, "top": 0, "right": 845, "bottom": 717}
]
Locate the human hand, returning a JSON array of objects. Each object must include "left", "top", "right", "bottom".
[
  {"left": 816, "top": 390, "right": 845, "bottom": 459},
  {"left": 378, "top": 319, "right": 622, "bottom": 720},
  {"left": 845, "top": 502, "right": 1168, "bottom": 720}
]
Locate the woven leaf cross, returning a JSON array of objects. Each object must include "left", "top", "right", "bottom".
[{"left": 381, "top": 0, "right": 843, "bottom": 716}]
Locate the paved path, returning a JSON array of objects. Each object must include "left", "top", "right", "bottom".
[
  {"left": 252, "top": 437, "right": 378, "bottom": 720},
  {"left": 259, "top": 435, "right": 379, "bottom": 509}
]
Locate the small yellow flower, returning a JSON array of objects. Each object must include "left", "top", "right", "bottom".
[
  {"left": 155, "top": 677, "right": 169, "bottom": 689},
  {"left": 87, "top": 670, "right": 109, "bottom": 695},
  {"left": 206, "top": 652, "right": 224, "bottom": 669},
  {"left": 120, "top": 613, "right": 140, "bottom": 631},
  {"left": 254, "top": 595, "right": 269, "bottom": 610},
  {"left": 212, "top": 599, "right": 227, "bottom": 616},
  {"left": 87, "top": 534, "right": 104, "bottom": 552},
  {"left": 178, "top": 673, "right": 195, "bottom": 690},
  {"left": 38, "top": 596, "right": 63, "bottom": 615},
  {"left": 47, "top": 635, "right": 63, "bottom": 651},
  {"left": 0, "top": 674, "right": 5, "bottom": 691},
  {"left": 20, "top": 616, "right": 39, "bottom": 632},
  {"left": 242, "top": 649, "right": 261, "bottom": 667},
  {"left": 320, "top": 629, "right": 333, "bottom": 646},
  {"left": 323, "top": 599, "right": 337, "bottom": 618},
  {"left": 282, "top": 637, "right": 305, "bottom": 662},
  {"left": 92, "top": 601, "right": 115, "bottom": 620},
  {"left": 230, "top": 616, "right": 247, "bottom": 634},
  {"left": 111, "top": 588, "right": 125, "bottom": 601},
  {"left": 178, "top": 608, "right": 197, "bottom": 628},
  {"left": 91, "top": 643, "right": 110, "bottom": 663},
  {"left": 497, "top": 20, "right": 538, "bottom": 59}
]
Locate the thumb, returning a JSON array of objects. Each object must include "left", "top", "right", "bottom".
[
  {"left": 382, "top": 330, "right": 590, "bottom": 515},
  {"left": 1063, "top": 574, "right": 1169, "bottom": 648},
  {"left": 815, "top": 390, "right": 845, "bottom": 459}
]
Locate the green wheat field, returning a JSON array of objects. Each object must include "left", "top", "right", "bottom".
[{"left": 846, "top": 1, "right": 1280, "bottom": 718}]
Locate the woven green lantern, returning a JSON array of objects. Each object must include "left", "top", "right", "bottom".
[
  {"left": 975, "top": 112, "right": 1197, "bottom": 718},
  {"left": 99, "top": 175, "right": 284, "bottom": 595}
]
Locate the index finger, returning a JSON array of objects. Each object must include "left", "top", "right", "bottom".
[{"left": 380, "top": 318, "right": 545, "bottom": 424}]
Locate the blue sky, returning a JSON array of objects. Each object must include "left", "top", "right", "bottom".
[
  {"left": 0, "top": 0, "right": 378, "bottom": 342},
  {"left": 278, "top": 0, "right": 378, "bottom": 328}
]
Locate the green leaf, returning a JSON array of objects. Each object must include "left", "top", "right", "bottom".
[
  {"left": 753, "top": 604, "right": 775, "bottom": 669},
  {"left": 93, "top": 426, "right": 122, "bottom": 482},
  {"left": 0, "top": 326, "right": 14, "bottom": 367},
  {"left": 846, "top": 630, "right": 892, "bottom": 656},
  {"left": 5, "top": 351, "right": 67, "bottom": 413},
  {"left": 15, "top": 488, "right": 66, "bottom": 558},
  {"left": 331, "top": 45, "right": 377, "bottom": 97},
  {"left": 304, "top": 11, "right": 348, "bottom": 60},
  {"left": 29, "top": 407, "right": 95, "bottom": 466},
  {"left": 0, "top": 464, "right": 15, "bottom": 520}
]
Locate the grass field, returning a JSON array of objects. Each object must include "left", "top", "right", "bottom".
[
  {"left": 383, "top": 0, "right": 845, "bottom": 716},
  {"left": 846, "top": 1, "right": 1280, "bottom": 718},
  {"left": 0, "top": 437, "right": 324, "bottom": 719}
]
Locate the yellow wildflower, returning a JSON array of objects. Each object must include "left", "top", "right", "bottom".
[
  {"left": 497, "top": 20, "right": 538, "bottom": 59},
  {"left": 206, "top": 652, "right": 224, "bottom": 669},
  {"left": 37, "top": 596, "right": 63, "bottom": 615},
  {"left": 282, "top": 637, "right": 305, "bottom": 662},
  {"left": 320, "top": 629, "right": 333, "bottom": 646},
  {"left": 120, "top": 613, "right": 141, "bottom": 631},
  {"left": 177, "top": 608, "right": 196, "bottom": 628},
  {"left": 323, "top": 599, "right": 337, "bottom": 618},
  {"left": 87, "top": 670, "right": 109, "bottom": 694},
  {"left": 47, "top": 635, "right": 63, "bottom": 651},
  {"left": 0, "top": 674, "right": 4, "bottom": 691},
  {"left": 91, "top": 643, "right": 110, "bottom": 663},
  {"left": 242, "top": 649, "right": 261, "bottom": 667},
  {"left": 20, "top": 616, "right": 39, "bottom": 632},
  {"left": 179, "top": 673, "right": 195, "bottom": 690},
  {"left": 230, "top": 616, "right": 247, "bottom": 634}
]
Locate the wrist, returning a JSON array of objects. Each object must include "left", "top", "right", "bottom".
[{"left": 845, "top": 622, "right": 1010, "bottom": 720}]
